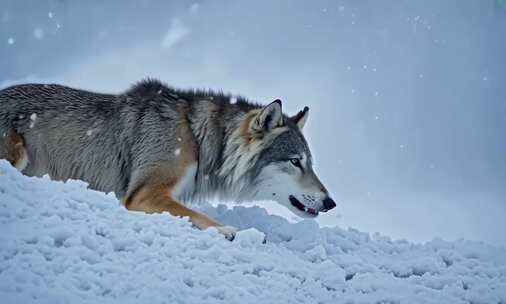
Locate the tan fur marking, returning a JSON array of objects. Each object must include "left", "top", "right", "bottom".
[
  {"left": 241, "top": 109, "right": 289, "bottom": 142},
  {"left": 1, "top": 129, "right": 27, "bottom": 170},
  {"left": 125, "top": 183, "right": 220, "bottom": 230},
  {"left": 240, "top": 110, "right": 261, "bottom": 141}
]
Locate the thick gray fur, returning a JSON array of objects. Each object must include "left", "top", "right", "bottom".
[{"left": 0, "top": 79, "right": 315, "bottom": 206}]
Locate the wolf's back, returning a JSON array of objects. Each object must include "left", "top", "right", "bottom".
[
  {"left": 0, "top": 84, "right": 133, "bottom": 196},
  {"left": 0, "top": 84, "right": 119, "bottom": 131}
]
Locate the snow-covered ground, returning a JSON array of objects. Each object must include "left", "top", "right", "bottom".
[{"left": 0, "top": 160, "right": 505, "bottom": 304}]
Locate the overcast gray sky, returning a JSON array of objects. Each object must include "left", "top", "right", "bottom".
[{"left": 1, "top": 0, "right": 505, "bottom": 245}]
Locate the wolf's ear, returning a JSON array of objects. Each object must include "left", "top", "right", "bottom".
[
  {"left": 251, "top": 99, "right": 284, "bottom": 133},
  {"left": 291, "top": 106, "right": 309, "bottom": 130}
]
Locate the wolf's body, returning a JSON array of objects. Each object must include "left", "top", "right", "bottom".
[{"left": 0, "top": 79, "right": 336, "bottom": 239}]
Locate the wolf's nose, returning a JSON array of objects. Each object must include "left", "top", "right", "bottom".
[{"left": 322, "top": 197, "right": 336, "bottom": 211}]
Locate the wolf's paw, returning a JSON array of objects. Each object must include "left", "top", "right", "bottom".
[{"left": 215, "top": 225, "right": 238, "bottom": 241}]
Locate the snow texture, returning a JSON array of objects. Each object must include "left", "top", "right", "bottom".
[{"left": 0, "top": 160, "right": 505, "bottom": 303}]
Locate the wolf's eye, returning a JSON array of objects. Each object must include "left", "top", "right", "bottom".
[{"left": 289, "top": 158, "right": 302, "bottom": 170}]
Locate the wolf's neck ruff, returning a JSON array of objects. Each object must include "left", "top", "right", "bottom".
[{"left": 217, "top": 110, "right": 289, "bottom": 201}]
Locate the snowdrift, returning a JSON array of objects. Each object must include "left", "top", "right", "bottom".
[{"left": 0, "top": 160, "right": 505, "bottom": 304}]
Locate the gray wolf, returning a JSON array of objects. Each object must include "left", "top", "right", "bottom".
[{"left": 0, "top": 79, "right": 336, "bottom": 240}]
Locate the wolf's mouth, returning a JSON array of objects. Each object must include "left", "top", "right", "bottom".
[{"left": 289, "top": 195, "right": 318, "bottom": 217}]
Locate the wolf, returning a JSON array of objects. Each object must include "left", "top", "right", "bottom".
[{"left": 0, "top": 79, "right": 336, "bottom": 240}]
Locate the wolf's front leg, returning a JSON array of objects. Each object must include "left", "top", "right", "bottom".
[{"left": 124, "top": 184, "right": 237, "bottom": 240}]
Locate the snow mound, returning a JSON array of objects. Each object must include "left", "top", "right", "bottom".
[{"left": 0, "top": 160, "right": 505, "bottom": 303}]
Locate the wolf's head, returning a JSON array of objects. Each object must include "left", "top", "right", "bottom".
[{"left": 223, "top": 99, "right": 336, "bottom": 218}]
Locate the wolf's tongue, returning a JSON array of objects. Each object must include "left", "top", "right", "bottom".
[{"left": 306, "top": 208, "right": 318, "bottom": 215}]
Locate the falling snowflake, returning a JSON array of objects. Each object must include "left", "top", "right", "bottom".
[
  {"left": 34, "top": 28, "right": 44, "bottom": 40},
  {"left": 29, "top": 114, "right": 37, "bottom": 128},
  {"left": 189, "top": 3, "right": 199, "bottom": 13}
]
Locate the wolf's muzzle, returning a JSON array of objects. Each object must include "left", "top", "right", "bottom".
[{"left": 321, "top": 197, "right": 336, "bottom": 212}]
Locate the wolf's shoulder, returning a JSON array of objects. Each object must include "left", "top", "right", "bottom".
[
  {"left": 126, "top": 78, "right": 261, "bottom": 111},
  {"left": 126, "top": 78, "right": 170, "bottom": 97}
]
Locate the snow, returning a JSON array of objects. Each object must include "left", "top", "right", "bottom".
[
  {"left": 233, "top": 228, "right": 266, "bottom": 247},
  {"left": 33, "top": 28, "right": 44, "bottom": 40},
  {"left": 29, "top": 113, "right": 37, "bottom": 129},
  {"left": 161, "top": 18, "right": 190, "bottom": 49},
  {"left": 189, "top": 3, "right": 200, "bottom": 14},
  {"left": 0, "top": 160, "right": 505, "bottom": 303}
]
